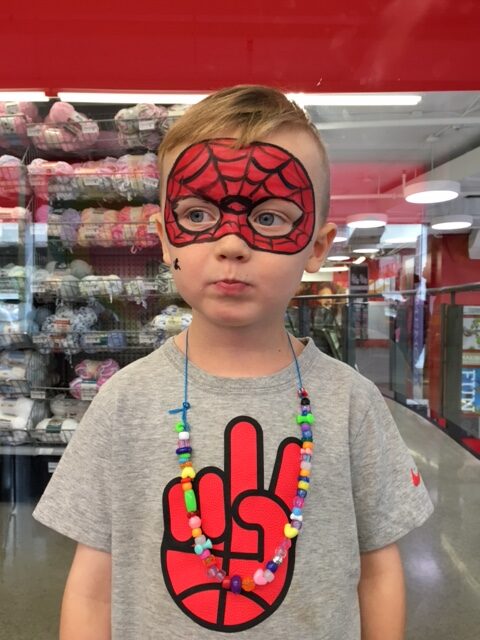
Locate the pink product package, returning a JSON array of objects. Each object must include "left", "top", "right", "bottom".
[
  {"left": 0, "top": 102, "right": 39, "bottom": 147},
  {"left": 28, "top": 159, "right": 74, "bottom": 200},
  {"left": 0, "top": 155, "right": 30, "bottom": 197},
  {"left": 30, "top": 102, "right": 99, "bottom": 152}
]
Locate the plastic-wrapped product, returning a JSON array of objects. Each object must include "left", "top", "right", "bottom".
[{"left": 115, "top": 104, "right": 168, "bottom": 150}]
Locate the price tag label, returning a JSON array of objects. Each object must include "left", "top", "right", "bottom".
[
  {"left": 53, "top": 318, "right": 72, "bottom": 333},
  {"left": 27, "top": 124, "right": 42, "bottom": 137},
  {"left": 5, "top": 102, "right": 20, "bottom": 114},
  {"left": 139, "top": 119, "right": 155, "bottom": 131},
  {"left": 32, "top": 333, "right": 48, "bottom": 346},
  {"left": 80, "top": 381, "right": 98, "bottom": 401},
  {"left": 46, "top": 419, "right": 63, "bottom": 434},
  {"left": 143, "top": 177, "right": 159, "bottom": 189},
  {"left": 31, "top": 389, "right": 47, "bottom": 400},
  {"left": 82, "top": 333, "right": 109, "bottom": 347},
  {"left": 81, "top": 121, "right": 98, "bottom": 134},
  {"left": 0, "top": 117, "right": 15, "bottom": 133},
  {"left": 0, "top": 418, "right": 12, "bottom": 429},
  {"left": 139, "top": 331, "right": 156, "bottom": 346}
]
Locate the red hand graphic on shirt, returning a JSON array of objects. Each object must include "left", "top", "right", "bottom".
[{"left": 161, "top": 417, "right": 302, "bottom": 632}]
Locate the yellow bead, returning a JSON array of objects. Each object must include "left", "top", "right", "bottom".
[
  {"left": 299, "top": 469, "right": 310, "bottom": 477},
  {"left": 284, "top": 523, "right": 299, "bottom": 538},
  {"left": 181, "top": 466, "right": 196, "bottom": 479},
  {"left": 191, "top": 527, "right": 202, "bottom": 538},
  {"left": 297, "top": 481, "right": 309, "bottom": 491}
]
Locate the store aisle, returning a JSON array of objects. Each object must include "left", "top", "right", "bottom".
[{"left": 1, "top": 401, "right": 479, "bottom": 640}]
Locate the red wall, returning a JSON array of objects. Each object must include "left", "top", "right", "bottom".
[{"left": 2, "top": 0, "right": 480, "bottom": 94}]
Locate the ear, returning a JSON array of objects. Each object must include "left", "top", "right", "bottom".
[
  {"left": 304, "top": 222, "right": 337, "bottom": 273},
  {"left": 155, "top": 214, "right": 172, "bottom": 267}
]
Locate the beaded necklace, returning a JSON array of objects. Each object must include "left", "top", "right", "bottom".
[{"left": 169, "top": 332, "right": 314, "bottom": 594}]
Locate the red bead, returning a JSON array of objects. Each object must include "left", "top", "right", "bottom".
[{"left": 222, "top": 577, "right": 231, "bottom": 590}]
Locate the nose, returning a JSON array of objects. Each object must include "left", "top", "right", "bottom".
[{"left": 213, "top": 232, "right": 251, "bottom": 262}]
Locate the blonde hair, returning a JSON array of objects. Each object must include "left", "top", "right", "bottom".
[{"left": 158, "top": 85, "right": 330, "bottom": 221}]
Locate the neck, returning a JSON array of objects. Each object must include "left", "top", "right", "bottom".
[{"left": 175, "top": 315, "right": 305, "bottom": 377}]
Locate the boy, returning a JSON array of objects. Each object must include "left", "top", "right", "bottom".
[{"left": 33, "top": 85, "right": 433, "bottom": 640}]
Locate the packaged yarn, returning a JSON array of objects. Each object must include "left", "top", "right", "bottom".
[
  {"left": 33, "top": 416, "right": 78, "bottom": 444},
  {"left": 50, "top": 394, "right": 89, "bottom": 421},
  {"left": 0, "top": 155, "right": 30, "bottom": 198},
  {"left": 28, "top": 159, "right": 75, "bottom": 201},
  {"left": 27, "top": 102, "right": 99, "bottom": 153},
  {"left": 69, "top": 358, "right": 120, "bottom": 399},
  {"left": 115, "top": 103, "right": 168, "bottom": 150},
  {"left": 0, "top": 101, "right": 39, "bottom": 148}
]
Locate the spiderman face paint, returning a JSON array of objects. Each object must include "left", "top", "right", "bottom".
[{"left": 164, "top": 139, "right": 316, "bottom": 255}]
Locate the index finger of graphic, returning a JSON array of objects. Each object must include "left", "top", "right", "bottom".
[
  {"left": 269, "top": 438, "right": 302, "bottom": 507},
  {"left": 225, "top": 417, "right": 263, "bottom": 506}
]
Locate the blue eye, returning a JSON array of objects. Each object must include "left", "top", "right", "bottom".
[
  {"left": 257, "top": 212, "right": 276, "bottom": 226},
  {"left": 188, "top": 210, "right": 206, "bottom": 223}
]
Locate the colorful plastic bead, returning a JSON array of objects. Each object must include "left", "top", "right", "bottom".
[
  {"left": 182, "top": 482, "right": 192, "bottom": 492},
  {"left": 264, "top": 569, "right": 275, "bottom": 583},
  {"left": 284, "top": 523, "right": 299, "bottom": 538},
  {"left": 203, "top": 555, "right": 216, "bottom": 567},
  {"left": 293, "top": 496, "right": 305, "bottom": 508},
  {"left": 292, "top": 507, "right": 302, "bottom": 516},
  {"left": 230, "top": 575, "right": 242, "bottom": 594},
  {"left": 194, "top": 538, "right": 212, "bottom": 555},
  {"left": 300, "top": 461, "right": 312, "bottom": 470},
  {"left": 297, "top": 481, "right": 309, "bottom": 491},
  {"left": 178, "top": 431, "right": 190, "bottom": 440},
  {"left": 297, "top": 489, "right": 307, "bottom": 498},
  {"left": 222, "top": 577, "right": 231, "bottom": 590},
  {"left": 188, "top": 515, "right": 201, "bottom": 528},
  {"left": 242, "top": 576, "right": 256, "bottom": 591},
  {"left": 299, "top": 469, "right": 310, "bottom": 477},
  {"left": 253, "top": 568, "right": 267, "bottom": 585},
  {"left": 272, "top": 555, "right": 283, "bottom": 565},
  {"left": 176, "top": 446, "right": 192, "bottom": 455},
  {"left": 194, "top": 535, "right": 206, "bottom": 545},
  {"left": 290, "top": 513, "right": 303, "bottom": 522},
  {"left": 266, "top": 561, "right": 278, "bottom": 573},
  {"left": 296, "top": 413, "right": 314, "bottom": 425},
  {"left": 181, "top": 466, "right": 196, "bottom": 479},
  {"left": 300, "top": 397, "right": 310, "bottom": 405},
  {"left": 175, "top": 422, "right": 185, "bottom": 433},
  {"left": 292, "top": 520, "right": 303, "bottom": 530},
  {"left": 191, "top": 527, "right": 202, "bottom": 538},
  {"left": 215, "top": 569, "right": 226, "bottom": 582},
  {"left": 199, "top": 549, "right": 210, "bottom": 560},
  {"left": 184, "top": 488, "right": 197, "bottom": 512}
]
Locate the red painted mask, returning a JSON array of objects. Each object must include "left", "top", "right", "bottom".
[{"left": 164, "top": 139, "right": 315, "bottom": 254}]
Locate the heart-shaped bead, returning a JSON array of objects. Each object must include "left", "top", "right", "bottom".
[
  {"left": 253, "top": 568, "right": 268, "bottom": 585},
  {"left": 284, "top": 523, "right": 299, "bottom": 539}
]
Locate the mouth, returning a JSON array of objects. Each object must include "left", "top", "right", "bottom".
[{"left": 212, "top": 279, "right": 251, "bottom": 294}]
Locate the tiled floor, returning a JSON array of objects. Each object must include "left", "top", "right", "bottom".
[{"left": 1, "top": 401, "right": 479, "bottom": 639}]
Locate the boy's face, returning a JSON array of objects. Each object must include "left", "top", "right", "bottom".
[{"left": 157, "top": 129, "right": 336, "bottom": 329}]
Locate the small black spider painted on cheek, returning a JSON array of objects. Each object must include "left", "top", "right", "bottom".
[{"left": 174, "top": 258, "right": 181, "bottom": 271}]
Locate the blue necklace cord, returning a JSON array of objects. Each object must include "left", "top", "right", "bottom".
[
  {"left": 168, "top": 330, "right": 191, "bottom": 428},
  {"left": 169, "top": 332, "right": 303, "bottom": 425}
]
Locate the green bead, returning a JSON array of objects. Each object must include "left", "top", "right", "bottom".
[
  {"left": 178, "top": 454, "right": 191, "bottom": 462},
  {"left": 296, "top": 413, "right": 315, "bottom": 425},
  {"left": 175, "top": 422, "right": 185, "bottom": 433},
  {"left": 184, "top": 489, "right": 197, "bottom": 513}
]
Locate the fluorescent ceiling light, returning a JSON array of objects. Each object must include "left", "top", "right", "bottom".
[
  {"left": 353, "top": 256, "right": 366, "bottom": 264},
  {"left": 287, "top": 93, "right": 422, "bottom": 107},
  {"left": 327, "top": 255, "right": 350, "bottom": 261},
  {"left": 404, "top": 180, "right": 460, "bottom": 204},
  {"left": 430, "top": 215, "right": 473, "bottom": 231},
  {"left": 333, "top": 225, "right": 350, "bottom": 243},
  {"left": 0, "top": 91, "right": 49, "bottom": 102},
  {"left": 347, "top": 213, "right": 387, "bottom": 229},
  {"left": 319, "top": 266, "right": 349, "bottom": 272},
  {"left": 58, "top": 92, "right": 209, "bottom": 104},
  {"left": 352, "top": 247, "right": 380, "bottom": 254}
]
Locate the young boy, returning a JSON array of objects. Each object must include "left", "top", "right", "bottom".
[{"left": 33, "top": 85, "right": 433, "bottom": 640}]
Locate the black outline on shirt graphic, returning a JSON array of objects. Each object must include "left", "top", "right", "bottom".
[{"left": 160, "top": 416, "right": 300, "bottom": 632}]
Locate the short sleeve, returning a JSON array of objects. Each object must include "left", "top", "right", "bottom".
[
  {"left": 350, "top": 384, "right": 434, "bottom": 553},
  {"left": 33, "top": 390, "right": 112, "bottom": 552}
]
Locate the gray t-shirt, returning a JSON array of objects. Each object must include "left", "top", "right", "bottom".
[{"left": 34, "top": 337, "right": 433, "bottom": 639}]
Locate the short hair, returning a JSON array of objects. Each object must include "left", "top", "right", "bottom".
[{"left": 158, "top": 85, "right": 330, "bottom": 222}]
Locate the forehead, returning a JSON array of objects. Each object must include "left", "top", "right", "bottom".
[{"left": 161, "top": 129, "right": 325, "bottom": 207}]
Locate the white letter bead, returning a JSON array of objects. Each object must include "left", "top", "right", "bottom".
[
  {"left": 290, "top": 513, "right": 303, "bottom": 522},
  {"left": 179, "top": 431, "right": 190, "bottom": 440}
]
